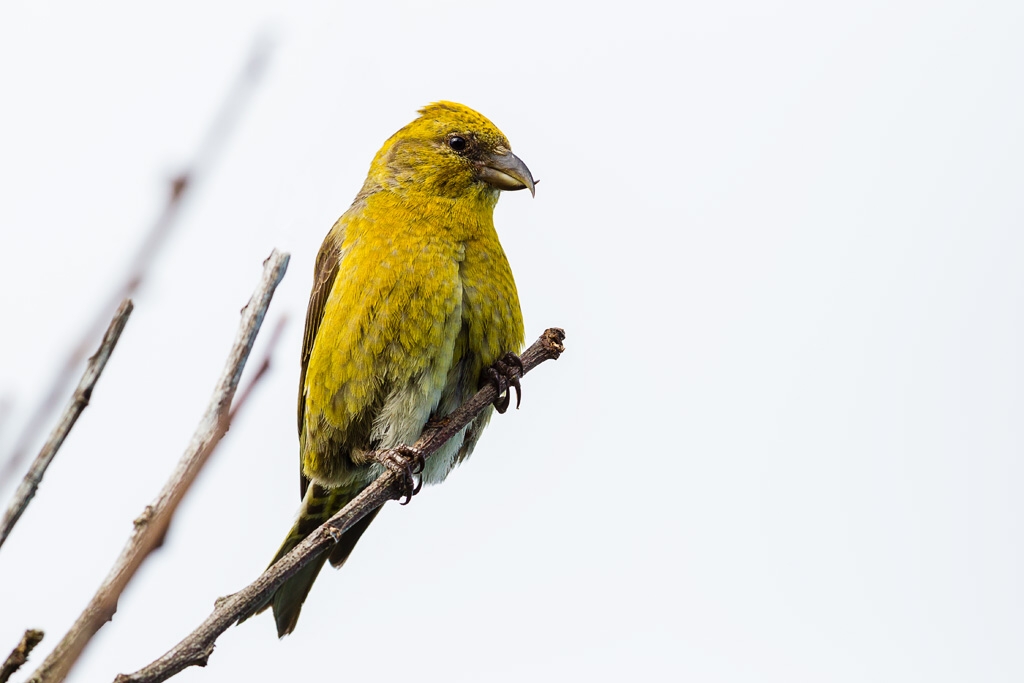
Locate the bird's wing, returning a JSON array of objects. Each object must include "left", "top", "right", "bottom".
[{"left": 298, "top": 223, "right": 345, "bottom": 499}]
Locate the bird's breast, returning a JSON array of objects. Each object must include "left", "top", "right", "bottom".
[{"left": 302, "top": 201, "right": 523, "bottom": 487}]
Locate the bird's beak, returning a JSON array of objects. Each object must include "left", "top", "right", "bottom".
[{"left": 477, "top": 148, "right": 536, "bottom": 197}]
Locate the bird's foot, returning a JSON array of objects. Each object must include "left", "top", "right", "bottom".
[
  {"left": 480, "top": 351, "right": 524, "bottom": 414},
  {"left": 374, "top": 445, "right": 425, "bottom": 505}
]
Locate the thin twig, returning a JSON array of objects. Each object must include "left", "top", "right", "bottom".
[
  {"left": 0, "top": 630, "right": 44, "bottom": 683},
  {"left": 0, "top": 36, "right": 274, "bottom": 489},
  {"left": 0, "top": 396, "right": 13, "bottom": 440},
  {"left": 115, "top": 327, "right": 566, "bottom": 683},
  {"left": 229, "top": 315, "right": 288, "bottom": 422},
  {"left": 0, "top": 301, "right": 133, "bottom": 550},
  {"left": 26, "top": 251, "right": 290, "bottom": 683}
]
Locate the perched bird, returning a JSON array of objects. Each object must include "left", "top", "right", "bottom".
[{"left": 262, "top": 102, "right": 534, "bottom": 636}]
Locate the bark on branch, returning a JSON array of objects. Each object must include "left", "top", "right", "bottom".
[
  {"left": 25, "top": 250, "right": 290, "bottom": 683},
  {"left": 0, "top": 629, "right": 44, "bottom": 683},
  {"left": 0, "top": 300, "right": 133, "bottom": 549},
  {"left": 115, "top": 327, "right": 567, "bottom": 683}
]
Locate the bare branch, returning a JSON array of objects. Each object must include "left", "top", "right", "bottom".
[
  {"left": 0, "top": 300, "right": 133, "bottom": 550},
  {"left": 229, "top": 315, "right": 289, "bottom": 422},
  {"left": 115, "top": 328, "right": 566, "bottom": 683},
  {"left": 0, "top": 396, "right": 13, "bottom": 441},
  {"left": 0, "top": 630, "right": 44, "bottom": 683},
  {"left": 26, "top": 251, "right": 290, "bottom": 683},
  {"left": 0, "top": 36, "right": 274, "bottom": 488}
]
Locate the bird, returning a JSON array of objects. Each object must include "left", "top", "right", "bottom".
[{"left": 260, "top": 102, "right": 534, "bottom": 636}]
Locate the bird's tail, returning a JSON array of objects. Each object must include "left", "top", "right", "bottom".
[{"left": 254, "top": 483, "right": 379, "bottom": 637}]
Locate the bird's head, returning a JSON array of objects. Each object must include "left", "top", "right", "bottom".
[{"left": 363, "top": 101, "right": 535, "bottom": 203}]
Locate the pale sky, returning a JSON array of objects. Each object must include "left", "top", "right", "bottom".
[{"left": 1, "top": 1, "right": 1023, "bottom": 681}]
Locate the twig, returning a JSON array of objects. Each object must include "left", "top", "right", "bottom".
[
  {"left": 115, "top": 327, "right": 566, "bottom": 683},
  {"left": 26, "top": 250, "right": 290, "bottom": 683},
  {"left": 0, "top": 396, "right": 13, "bottom": 440},
  {"left": 0, "top": 36, "right": 274, "bottom": 489},
  {"left": 229, "top": 315, "right": 288, "bottom": 422},
  {"left": 0, "top": 301, "right": 133, "bottom": 550},
  {"left": 0, "top": 630, "right": 44, "bottom": 683}
]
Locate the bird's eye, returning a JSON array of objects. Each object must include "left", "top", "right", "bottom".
[{"left": 448, "top": 136, "right": 468, "bottom": 153}]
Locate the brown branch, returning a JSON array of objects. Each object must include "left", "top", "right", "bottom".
[
  {"left": 0, "top": 300, "right": 133, "bottom": 550},
  {"left": 0, "top": 36, "right": 274, "bottom": 488},
  {"left": 0, "top": 630, "right": 44, "bottom": 683},
  {"left": 229, "top": 315, "right": 288, "bottom": 422},
  {"left": 26, "top": 250, "right": 290, "bottom": 683},
  {"left": 0, "top": 396, "right": 13, "bottom": 441},
  {"left": 114, "top": 327, "right": 566, "bottom": 683}
]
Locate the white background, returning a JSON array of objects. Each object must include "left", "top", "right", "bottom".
[{"left": 1, "top": 1, "right": 1022, "bottom": 681}]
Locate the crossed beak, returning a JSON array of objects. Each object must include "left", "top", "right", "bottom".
[{"left": 476, "top": 148, "right": 536, "bottom": 197}]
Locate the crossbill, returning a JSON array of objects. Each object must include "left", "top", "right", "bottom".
[{"left": 262, "top": 102, "right": 534, "bottom": 636}]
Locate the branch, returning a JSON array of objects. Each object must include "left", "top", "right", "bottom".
[
  {"left": 0, "top": 630, "right": 44, "bottom": 683},
  {"left": 229, "top": 314, "right": 288, "bottom": 422},
  {"left": 0, "top": 300, "right": 133, "bottom": 550},
  {"left": 0, "top": 36, "right": 274, "bottom": 488},
  {"left": 115, "top": 327, "right": 567, "bottom": 683},
  {"left": 0, "top": 395, "right": 13, "bottom": 441},
  {"left": 26, "top": 250, "right": 290, "bottom": 683}
]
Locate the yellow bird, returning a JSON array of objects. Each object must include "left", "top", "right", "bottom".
[{"left": 263, "top": 102, "right": 533, "bottom": 636}]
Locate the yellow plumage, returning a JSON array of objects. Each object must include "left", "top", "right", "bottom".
[{"left": 262, "top": 102, "right": 532, "bottom": 636}]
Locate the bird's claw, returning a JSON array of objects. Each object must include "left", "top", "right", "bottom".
[
  {"left": 481, "top": 351, "right": 524, "bottom": 414},
  {"left": 375, "top": 445, "right": 425, "bottom": 505}
]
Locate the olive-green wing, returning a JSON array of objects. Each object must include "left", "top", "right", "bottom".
[{"left": 297, "top": 224, "right": 345, "bottom": 499}]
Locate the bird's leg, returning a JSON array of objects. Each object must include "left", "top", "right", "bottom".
[
  {"left": 373, "top": 445, "right": 426, "bottom": 505},
  {"left": 480, "top": 351, "right": 524, "bottom": 414}
]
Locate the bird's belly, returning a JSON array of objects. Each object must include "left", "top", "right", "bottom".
[
  {"left": 386, "top": 343, "right": 476, "bottom": 486},
  {"left": 303, "top": 232, "right": 522, "bottom": 489},
  {"left": 302, "top": 241, "right": 464, "bottom": 487},
  {"left": 417, "top": 257, "right": 524, "bottom": 484}
]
